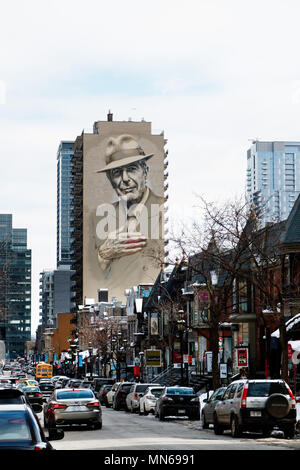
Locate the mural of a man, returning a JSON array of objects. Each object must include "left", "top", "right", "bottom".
[{"left": 96, "top": 134, "right": 163, "bottom": 272}]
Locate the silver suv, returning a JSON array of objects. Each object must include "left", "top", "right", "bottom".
[{"left": 213, "top": 379, "right": 297, "bottom": 439}]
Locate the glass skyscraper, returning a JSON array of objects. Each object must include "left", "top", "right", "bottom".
[
  {"left": 0, "top": 214, "right": 31, "bottom": 358},
  {"left": 247, "top": 141, "right": 300, "bottom": 226},
  {"left": 57, "top": 141, "right": 74, "bottom": 267}
]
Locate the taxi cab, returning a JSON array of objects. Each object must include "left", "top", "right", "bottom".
[{"left": 17, "top": 379, "right": 39, "bottom": 388}]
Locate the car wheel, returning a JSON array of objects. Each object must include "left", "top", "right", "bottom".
[
  {"left": 202, "top": 412, "right": 209, "bottom": 429},
  {"left": 94, "top": 420, "right": 102, "bottom": 430},
  {"left": 213, "top": 414, "right": 224, "bottom": 435},
  {"left": 159, "top": 410, "right": 165, "bottom": 421},
  {"left": 143, "top": 405, "right": 148, "bottom": 416},
  {"left": 231, "top": 415, "right": 242, "bottom": 438},
  {"left": 283, "top": 425, "right": 295, "bottom": 439},
  {"left": 261, "top": 427, "right": 271, "bottom": 438},
  {"left": 139, "top": 406, "right": 143, "bottom": 415}
]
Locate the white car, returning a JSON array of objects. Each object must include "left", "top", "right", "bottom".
[
  {"left": 126, "top": 383, "right": 159, "bottom": 413},
  {"left": 139, "top": 386, "right": 164, "bottom": 415},
  {"left": 106, "top": 382, "right": 121, "bottom": 407}
]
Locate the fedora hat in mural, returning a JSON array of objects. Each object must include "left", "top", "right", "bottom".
[{"left": 97, "top": 134, "right": 153, "bottom": 173}]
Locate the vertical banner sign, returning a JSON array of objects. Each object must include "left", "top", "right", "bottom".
[
  {"left": 79, "top": 354, "right": 83, "bottom": 367},
  {"left": 236, "top": 348, "right": 248, "bottom": 368},
  {"left": 54, "top": 354, "right": 57, "bottom": 364},
  {"left": 44, "top": 354, "right": 48, "bottom": 363},
  {"left": 151, "top": 312, "right": 159, "bottom": 335}
]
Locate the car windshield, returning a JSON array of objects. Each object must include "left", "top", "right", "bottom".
[
  {"left": 0, "top": 411, "right": 32, "bottom": 441},
  {"left": 136, "top": 385, "right": 153, "bottom": 392},
  {"left": 39, "top": 384, "right": 54, "bottom": 391},
  {"left": 27, "top": 381, "right": 38, "bottom": 386},
  {"left": 56, "top": 390, "right": 94, "bottom": 400},
  {"left": 23, "top": 387, "right": 40, "bottom": 392},
  {"left": 247, "top": 382, "right": 287, "bottom": 397},
  {"left": 121, "top": 384, "right": 132, "bottom": 391},
  {"left": 68, "top": 381, "right": 82, "bottom": 388},
  {"left": 150, "top": 389, "right": 163, "bottom": 397},
  {"left": 166, "top": 388, "right": 194, "bottom": 395}
]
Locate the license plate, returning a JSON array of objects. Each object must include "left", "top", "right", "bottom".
[
  {"left": 178, "top": 410, "right": 185, "bottom": 414},
  {"left": 68, "top": 406, "right": 84, "bottom": 411},
  {"left": 250, "top": 411, "right": 261, "bottom": 417}
]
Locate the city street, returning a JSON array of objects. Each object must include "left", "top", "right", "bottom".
[{"left": 43, "top": 406, "right": 300, "bottom": 451}]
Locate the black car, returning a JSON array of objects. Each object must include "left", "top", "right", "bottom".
[
  {"left": 0, "top": 388, "right": 29, "bottom": 406},
  {"left": 22, "top": 386, "right": 44, "bottom": 406},
  {"left": 113, "top": 382, "right": 134, "bottom": 410},
  {"left": 155, "top": 386, "right": 200, "bottom": 421},
  {"left": 0, "top": 403, "right": 64, "bottom": 450},
  {"left": 93, "top": 378, "right": 115, "bottom": 396},
  {"left": 201, "top": 387, "right": 227, "bottom": 428},
  {"left": 39, "top": 383, "right": 55, "bottom": 401},
  {"left": 98, "top": 384, "right": 112, "bottom": 405}
]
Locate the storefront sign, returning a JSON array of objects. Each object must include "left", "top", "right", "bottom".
[{"left": 145, "top": 349, "right": 162, "bottom": 367}]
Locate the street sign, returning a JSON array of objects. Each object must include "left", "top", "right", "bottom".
[
  {"left": 183, "top": 354, "right": 193, "bottom": 364},
  {"left": 220, "top": 363, "right": 227, "bottom": 379}
]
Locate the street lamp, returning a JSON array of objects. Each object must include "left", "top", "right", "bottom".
[
  {"left": 177, "top": 310, "right": 186, "bottom": 386},
  {"left": 69, "top": 343, "right": 78, "bottom": 378}
]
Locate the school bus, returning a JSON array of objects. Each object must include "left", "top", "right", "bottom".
[{"left": 35, "top": 362, "right": 53, "bottom": 381}]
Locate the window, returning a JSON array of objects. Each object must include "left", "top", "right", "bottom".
[
  {"left": 229, "top": 384, "right": 237, "bottom": 399},
  {"left": 223, "top": 386, "right": 232, "bottom": 400},
  {"left": 247, "top": 382, "right": 287, "bottom": 397},
  {"left": 236, "top": 383, "right": 244, "bottom": 398}
]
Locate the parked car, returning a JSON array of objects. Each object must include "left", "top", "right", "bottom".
[
  {"left": 139, "top": 386, "right": 164, "bottom": 415},
  {"left": 126, "top": 383, "right": 160, "bottom": 413},
  {"left": 98, "top": 385, "right": 113, "bottom": 405},
  {"left": 22, "top": 386, "right": 44, "bottom": 407},
  {"left": 0, "top": 402, "right": 64, "bottom": 450},
  {"left": 213, "top": 379, "right": 297, "bottom": 438},
  {"left": 44, "top": 388, "right": 102, "bottom": 430},
  {"left": 113, "top": 382, "right": 135, "bottom": 410},
  {"left": 93, "top": 378, "right": 115, "bottom": 397},
  {"left": 155, "top": 386, "right": 200, "bottom": 421},
  {"left": 201, "top": 387, "right": 227, "bottom": 429},
  {"left": 39, "top": 382, "right": 55, "bottom": 401},
  {"left": 106, "top": 382, "right": 121, "bottom": 408}
]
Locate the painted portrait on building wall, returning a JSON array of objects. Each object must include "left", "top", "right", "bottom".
[{"left": 83, "top": 121, "right": 166, "bottom": 303}]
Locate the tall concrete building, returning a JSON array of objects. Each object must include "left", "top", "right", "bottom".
[
  {"left": 39, "top": 266, "right": 75, "bottom": 328},
  {"left": 57, "top": 141, "right": 74, "bottom": 268},
  {"left": 70, "top": 113, "right": 168, "bottom": 307},
  {"left": 0, "top": 214, "right": 31, "bottom": 358},
  {"left": 247, "top": 141, "right": 300, "bottom": 226}
]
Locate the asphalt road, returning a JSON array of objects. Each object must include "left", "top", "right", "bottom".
[{"left": 44, "top": 406, "right": 300, "bottom": 451}]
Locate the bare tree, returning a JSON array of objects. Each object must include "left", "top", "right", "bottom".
[{"left": 171, "top": 195, "right": 292, "bottom": 385}]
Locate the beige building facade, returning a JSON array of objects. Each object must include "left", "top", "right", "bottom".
[{"left": 72, "top": 115, "right": 167, "bottom": 305}]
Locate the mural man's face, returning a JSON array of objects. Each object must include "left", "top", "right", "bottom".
[{"left": 108, "top": 162, "right": 148, "bottom": 205}]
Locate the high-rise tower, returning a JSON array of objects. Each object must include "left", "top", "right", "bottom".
[{"left": 247, "top": 141, "right": 300, "bottom": 226}]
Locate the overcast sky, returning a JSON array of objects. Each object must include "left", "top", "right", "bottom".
[{"left": 1, "top": 0, "right": 300, "bottom": 334}]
